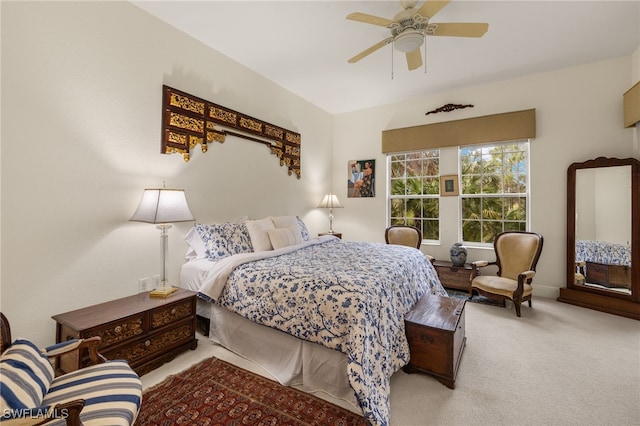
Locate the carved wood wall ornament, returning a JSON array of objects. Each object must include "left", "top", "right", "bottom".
[
  {"left": 161, "top": 85, "right": 301, "bottom": 179},
  {"left": 425, "top": 103, "right": 474, "bottom": 115}
]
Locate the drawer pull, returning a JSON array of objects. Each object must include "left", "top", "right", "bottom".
[
  {"left": 170, "top": 308, "right": 177, "bottom": 315},
  {"left": 144, "top": 340, "right": 151, "bottom": 347},
  {"left": 114, "top": 326, "right": 122, "bottom": 333}
]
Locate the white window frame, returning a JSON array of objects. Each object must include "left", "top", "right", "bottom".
[{"left": 458, "top": 140, "right": 531, "bottom": 247}]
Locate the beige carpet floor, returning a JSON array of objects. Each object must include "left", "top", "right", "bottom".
[{"left": 141, "top": 297, "right": 640, "bottom": 426}]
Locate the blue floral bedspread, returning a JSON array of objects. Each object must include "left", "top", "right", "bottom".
[
  {"left": 576, "top": 240, "right": 631, "bottom": 266},
  {"left": 199, "top": 238, "right": 445, "bottom": 426}
]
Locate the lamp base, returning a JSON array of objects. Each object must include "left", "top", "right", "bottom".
[{"left": 149, "top": 285, "right": 178, "bottom": 298}]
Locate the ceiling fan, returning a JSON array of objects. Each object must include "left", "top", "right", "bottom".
[{"left": 346, "top": 0, "right": 488, "bottom": 71}]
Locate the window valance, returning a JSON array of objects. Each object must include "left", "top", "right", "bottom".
[{"left": 381, "top": 109, "right": 536, "bottom": 153}]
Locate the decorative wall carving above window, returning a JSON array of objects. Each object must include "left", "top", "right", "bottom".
[
  {"left": 425, "top": 103, "right": 474, "bottom": 115},
  {"left": 161, "top": 85, "right": 301, "bottom": 179}
]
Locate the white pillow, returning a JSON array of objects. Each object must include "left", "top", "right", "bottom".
[
  {"left": 271, "top": 216, "right": 306, "bottom": 241},
  {"left": 267, "top": 227, "right": 302, "bottom": 250},
  {"left": 246, "top": 217, "right": 276, "bottom": 251},
  {"left": 184, "top": 226, "right": 207, "bottom": 260},
  {"left": 270, "top": 215, "right": 298, "bottom": 229}
]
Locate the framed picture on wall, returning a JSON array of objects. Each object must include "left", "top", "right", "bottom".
[
  {"left": 440, "top": 175, "right": 459, "bottom": 196},
  {"left": 348, "top": 159, "right": 375, "bottom": 198}
]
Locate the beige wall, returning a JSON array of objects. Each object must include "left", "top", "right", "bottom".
[
  {"left": 331, "top": 56, "right": 635, "bottom": 298},
  {"left": 1, "top": 2, "right": 333, "bottom": 344}
]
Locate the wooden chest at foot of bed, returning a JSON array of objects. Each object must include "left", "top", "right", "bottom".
[{"left": 403, "top": 294, "right": 466, "bottom": 389}]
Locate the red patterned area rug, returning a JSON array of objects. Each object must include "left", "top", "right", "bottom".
[{"left": 135, "top": 357, "right": 366, "bottom": 426}]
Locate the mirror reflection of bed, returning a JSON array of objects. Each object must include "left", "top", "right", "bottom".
[{"left": 576, "top": 242, "right": 631, "bottom": 295}]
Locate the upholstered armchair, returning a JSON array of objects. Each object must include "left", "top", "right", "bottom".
[
  {"left": 0, "top": 312, "right": 142, "bottom": 425},
  {"left": 469, "top": 231, "right": 544, "bottom": 317},
  {"left": 575, "top": 260, "right": 586, "bottom": 285},
  {"left": 385, "top": 225, "right": 422, "bottom": 249}
]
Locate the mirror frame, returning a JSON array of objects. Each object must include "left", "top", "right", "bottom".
[{"left": 562, "top": 157, "right": 640, "bottom": 319}]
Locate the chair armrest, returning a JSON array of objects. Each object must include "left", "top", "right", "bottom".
[
  {"left": 471, "top": 260, "right": 495, "bottom": 275},
  {"left": 519, "top": 270, "right": 536, "bottom": 280},
  {"left": 43, "top": 337, "right": 107, "bottom": 366},
  {"left": 576, "top": 261, "right": 586, "bottom": 267}
]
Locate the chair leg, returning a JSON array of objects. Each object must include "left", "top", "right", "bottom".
[
  {"left": 514, "top": 300, "right": 522, "bottom": 317},
  {"left": 528, "top": 299, "right": 532, "bottom": 307}
]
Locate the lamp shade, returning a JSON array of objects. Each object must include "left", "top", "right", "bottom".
[
  {"left": 130, "top": 188, "right": 195, "bottom": 224},
  {"left": 317, "top": 193, "right": 343, "bottom": 209}
]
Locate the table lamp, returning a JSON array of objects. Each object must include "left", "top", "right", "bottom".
[
  {"left": 317, "top": 193, "right": 343, "bottom": 234},
  {"left": 130, "top": 186, "right": 195, "bottom": 297}
]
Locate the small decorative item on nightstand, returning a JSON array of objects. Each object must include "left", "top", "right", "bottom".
[{"left": 449, "top": 242, "right": 467, "bottom": 267}]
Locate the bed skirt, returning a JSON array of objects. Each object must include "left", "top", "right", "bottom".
[{"left": 207, "top": 303, "right": 360, "bottom": 410}]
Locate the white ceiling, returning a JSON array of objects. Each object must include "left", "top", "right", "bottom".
[{"left": 132, "top": 1, "right": 640, "bottom": 114}]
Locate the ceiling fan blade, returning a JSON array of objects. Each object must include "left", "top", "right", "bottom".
[
  {"left": 406, "top": 49, "right": 423, "bottom": 70},
  {"left": 348, "top": 38, "right": 393, "bottom": 63},
  {"left": 346, "top": 12, "right": 394, "bottom": 27},
  {"left": 429, "top": 22, "right": 489, "bottom": 37},
  {"left": 416, "top": 0, "right": 451, "bottom": 19}
]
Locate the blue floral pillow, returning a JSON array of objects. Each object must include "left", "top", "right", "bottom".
[
  {"left": 297, "top": 216, "right": 310, "bottom": 241},
  {"left": 195, "top": 222, "right": 253, "bottom": 261}
]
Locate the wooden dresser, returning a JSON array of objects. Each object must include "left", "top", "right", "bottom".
[
  {"left": 403, "top": 294, "right": 466, "bottom": 389},
  {"left": 52, "top": 288, "right": 198, "bottom": 376},
  {"left": 432, "top": 260, "right": 477, "bottom": 291}
]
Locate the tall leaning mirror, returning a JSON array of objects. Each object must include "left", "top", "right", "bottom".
[{"left": 558, "top": 157, "right": 640, "bottom": 320}]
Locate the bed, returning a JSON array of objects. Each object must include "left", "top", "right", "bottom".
[
  {"left": 575, "top": 240, "right": 632, "bottom": 291},
  {"left": 179, "top": 216, "right": 446, "bottom": 426}
]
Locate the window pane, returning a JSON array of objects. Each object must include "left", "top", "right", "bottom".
[
  {"left": 390, "top": 198, "right": 405, "bottom": 218},
  {"left": 390, "top": 179, "right": 405, "bottom": 196},
  {"left": 423, "top": 177, "right": 439, "bottom": 195},
  {"left": 481, "top": 175, "right": 502, "bottom": 194},
  {"left": 482, "top": 197, "right": 503, "bottom": 220},
  {"left": 423, "top": 199, "right": 439, "bottom": 219},
  {"left": 462, "top": 198, "right": 480, "bottom": 219},
  {"left": 462, "top": 220, "right": 481, "bottom": 242},
  {"left": 406, "top": 198, "right": 422, "bottom": 220},
  {"left": 505, "top": 197, "right": 526, "bottom": 220},
  {"left": 406, "top": 177, "right": 422, "bottom": 195},
  {"left": 482, "top": 221, "right": 503, "bottom": 243},
  {"left": 424, "top": 220, "right": 439, "bottom": 240},
  {"left": 390, "top": 161, "right": 406, "bottom": 178},
  {"left": 461, "top": 175, "right": 480, "bottom": 194}
]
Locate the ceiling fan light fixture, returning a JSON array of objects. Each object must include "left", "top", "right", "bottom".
[{"left": 394, "top": 30, "right": 424, "bottom": 53}]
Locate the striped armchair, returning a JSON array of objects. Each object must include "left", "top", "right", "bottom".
[{"left": 0, "top": 313, "right": 142, "bottom": 425}]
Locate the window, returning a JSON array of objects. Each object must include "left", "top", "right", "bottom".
[
  {"left": 388, "top": 150, "right": 440, "bottom": 240},
  {"left": 460, "top": 141, "right": 529, "bottom": 244}
]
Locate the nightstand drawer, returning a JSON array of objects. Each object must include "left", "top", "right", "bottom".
[
  {"left": 150, "top": 299, "right": 194, "bottom": 329},
  {"left": 105, "top": 319, "right": 194, "bottom": 366},
  {"left": 93, "top": 315, "right": 145, "bottom": 348}
]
